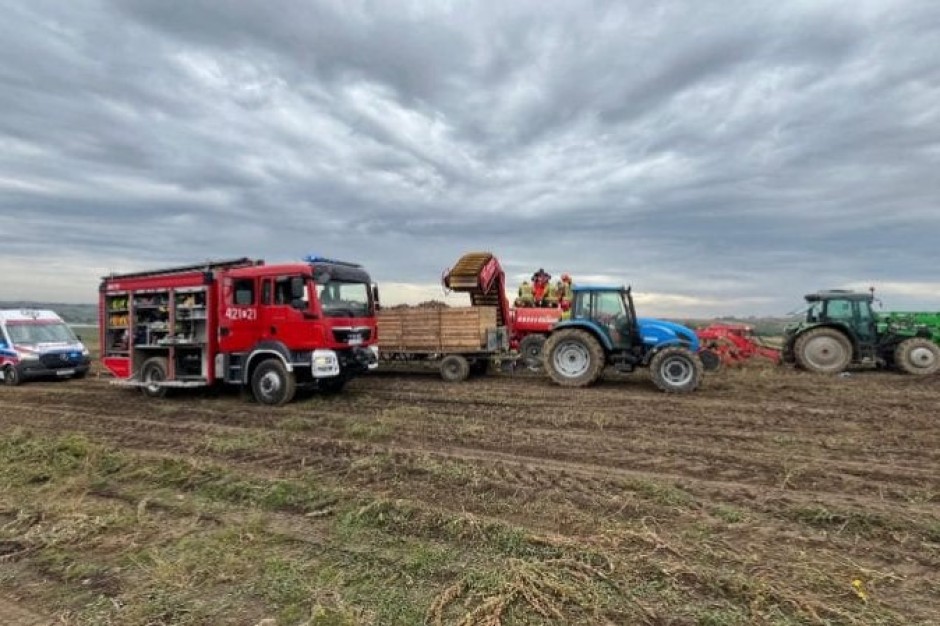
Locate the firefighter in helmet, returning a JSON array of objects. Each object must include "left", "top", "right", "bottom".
[
  {"left": 557, "top": 273, "right": 573, "bottom": 311},
  {"left": 516, "top": 280, "right": 534, "bottom": 307}
]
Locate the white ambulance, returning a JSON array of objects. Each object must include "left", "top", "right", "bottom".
[{"left": 0, "top": 309, "right": 91, "bottom": 385}]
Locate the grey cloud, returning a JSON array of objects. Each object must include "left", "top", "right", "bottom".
[{"left": 1, "top": 0, "right": 939, "bottom": 314}]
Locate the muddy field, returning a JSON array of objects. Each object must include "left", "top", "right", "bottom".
[{"left": 1, "top": 364, "right": 938, "bottom": 625}]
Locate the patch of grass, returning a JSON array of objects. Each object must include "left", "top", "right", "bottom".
[
  {"left": 198, "top": 432, "right": 274, "bottom": 455},
  {"left": 627, "top": 478, "right": 696, "bottom": 508},
  {"left": 787, "top": 505, "right": 898, "bottom": 535},
  {"left": 712, "top": 504, "right": 747, "bottom": 524},
  {"left": 343, "top": 419, "right": 393, "bottom": 441}
]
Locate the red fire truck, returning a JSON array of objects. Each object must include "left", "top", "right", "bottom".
[{"left": 99, "top": 256, "right": 379, "bottom": 405}]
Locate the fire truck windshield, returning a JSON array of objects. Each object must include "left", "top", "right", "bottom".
[{"left": 316, "top": 281, "right": 370, "bottom": 318}]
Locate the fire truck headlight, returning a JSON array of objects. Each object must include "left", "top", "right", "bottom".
[{"left": 311, "top": 350, "right": 340, "bottom": 378}]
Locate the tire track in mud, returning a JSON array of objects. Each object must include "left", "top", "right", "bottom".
[{"left": 2, "top": 382, "right": 937, "bottom": 523}]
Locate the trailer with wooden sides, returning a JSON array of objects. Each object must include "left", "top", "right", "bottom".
[{"left": 377, "top": 306, "right": 508, "bottom": 381}]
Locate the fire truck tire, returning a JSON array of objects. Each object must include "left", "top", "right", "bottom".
[
  {"left": 3, "top": 365, "right": 22, "bottom": 386},
  {"left": 544, "top": 329, "right": 605, "bottom": 387},
  {"left": 519, "top": 334, "right": 546, "bottom": 371},
  {"left": 650, "top": 347, "right": 703, "bottom": 393},
  {"left": 141, "top": 357, "right": 169, "bottom": 398},
  {"left": 440, "top": 355, "right": 470, "bottom": 382},
  {"left": 894, "top": 338, "right": 940, "bottom": 376},
  {"left": 794, "top": 327, "right": 851, "bottom": 374},
  {"left": 251, "top": 359, "right": 296, "bottom": 405}
]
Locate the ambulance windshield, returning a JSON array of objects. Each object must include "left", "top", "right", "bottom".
[{"left": 7, "top": 321, "right": 77, "bottom": 345}]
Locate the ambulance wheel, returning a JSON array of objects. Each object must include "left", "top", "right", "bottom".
[
  {"left": 3, "top": 365, "right": 22, "bottom": 386},
  {"left": 141, "top": 357, "right": 169, "bottom": 398}
]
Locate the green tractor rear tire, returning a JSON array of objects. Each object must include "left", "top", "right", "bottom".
[
  {"left": 794, "top": 327, "right": 852, "bottom": 374},
  {"left": 544, "top": 329, "right": 605, "bottom": 387},
  {"left": 650, "top": 347, "right": 703, "bottom": 393},
  {"left": 894, "top": 338, "right": 940, "bottom": 376}
]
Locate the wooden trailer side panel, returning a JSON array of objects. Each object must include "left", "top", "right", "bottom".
[{"left": 378, "top": 307, "right": 497, "bottom": 352}]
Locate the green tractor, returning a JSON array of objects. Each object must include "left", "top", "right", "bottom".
[{"left": 782, "top": 290, "right": 940, "bottom": 375}]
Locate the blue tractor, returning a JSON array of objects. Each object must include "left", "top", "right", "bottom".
[{"left": 542, "top": 285, "right": 705, "bottom": 393}]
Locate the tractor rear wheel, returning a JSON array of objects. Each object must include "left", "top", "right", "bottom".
[
  {"left": 794, "top": 327, "right": 852, "bottom": 374},
  {"left": 894, "top": 338, "right": 940, "bottom": 375},
  {"left": 440, "top": 355, "right": 470, "bottom": 382},
  {"left": 650, "top": 347, "right": 703, "bottom": 393},
  {"left": 544, "top": 329, "right": 605, "bottom": 387},
  {"left": 518, "top": 334, "right": 546, "bottom": 371}
]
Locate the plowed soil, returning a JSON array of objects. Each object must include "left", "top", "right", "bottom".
[{"left": 1, "top": 365, "right": 938, "bottom": 625}]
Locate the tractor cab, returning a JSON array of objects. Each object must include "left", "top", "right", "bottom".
[
  {"left": 786, "top": 290, "right": 878, "bottom": 348},
  {"left": 569, "top": 285, "right": 639, "bottom": 350}
]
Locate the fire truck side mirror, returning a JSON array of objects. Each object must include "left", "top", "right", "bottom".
[{"left": 372, "top": 284, "right": 381, "bottom": 311}]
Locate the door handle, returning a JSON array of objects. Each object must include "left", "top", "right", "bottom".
[{"left": 220, "top": 328, "right": 230, "bottom": 337}]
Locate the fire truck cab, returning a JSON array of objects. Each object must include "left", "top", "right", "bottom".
[{"left": 99, "top": 256, "right": 379, "bottom": 405}]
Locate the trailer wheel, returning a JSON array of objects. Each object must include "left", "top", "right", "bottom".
[
  {"left": 2, "top": 365, "right": 21, "bottom": 386},
  {"left": 794, "top": 327, "right": 851, "bottom": 374},
  {"left": 440, "top": 355, "right": 470, "bottom": 382},
  {"left": 894, "top": 338, "right": 940, "bottom": 375},
  {"left": 518, "top": 335, "right": 546, "bottom": 371},
  {"left": 251, "top": 359, "right": 296, "bottom": 405},
  {"left": 141, "top": 357, "right": 169, "bottom": 398},
  {"left": 650, "top": 347, "right": 703, "bottom": 393},
  {"left": 544, "top": 329, "right": 605, "bottom": 387}
]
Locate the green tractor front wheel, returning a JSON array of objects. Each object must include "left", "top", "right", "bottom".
[{"left": 894, "top": 338, "right": 940, "bottom": 376}]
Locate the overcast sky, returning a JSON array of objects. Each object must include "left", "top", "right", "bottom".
[{"left": 1, "top": 0, "right": 939, "bottom": 316}]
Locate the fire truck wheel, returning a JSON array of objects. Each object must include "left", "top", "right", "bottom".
[
  {"left": 894, "top": 338, "right": 940, "bottom": 376},
  {"left": 3, "top": 365, "right": 22, "bottom": 386},
  {"left": 251, "top": 359, "right": 296, "bottom": 405},
  {"left": 519, "top": 335, "right": 546, "bottom": 371},
  {"left": 141, "top": 357, "right": 169, "bottom": 398},
  {"left": 440, "top": 355, "right": 470, "bottom": 382},
  {"left": 650, "top": 347, "right": 703, "bottom": 393}
]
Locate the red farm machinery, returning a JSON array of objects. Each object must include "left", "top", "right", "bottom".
[{"left": 695, "top": 323, "right": 781, "bottom": 368}]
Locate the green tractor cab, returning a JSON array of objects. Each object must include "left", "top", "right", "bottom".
[{"left": 782, "top": 290, "right": 940, "bottom": 375}]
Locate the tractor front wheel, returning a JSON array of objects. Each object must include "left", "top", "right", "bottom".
[
  {"left": 894, "top": 338, "right": 940, "bottom": 376},
  {"left": 650, "top": 347, "right": 703, "bottom": 393},
  {"left": 794, "top": 328, "right": 852, "bottom": 374},
  {"left": 544, "top": 329, "right": 605, "bottom": 387}
]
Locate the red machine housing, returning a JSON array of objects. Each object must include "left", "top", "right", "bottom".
[
  {"left": 441, "top": 252, "right": 561, "bottom": 350},
  {"left": 695, "top": 323, "right": 781, "bottom": 367},
  {"left": 98, "top": 257, "right": 379, "bottom": 403}
]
